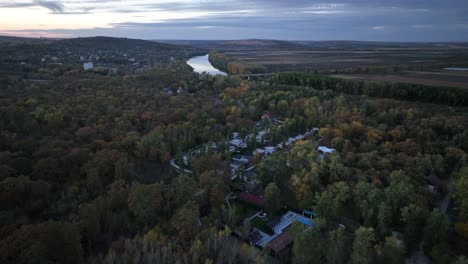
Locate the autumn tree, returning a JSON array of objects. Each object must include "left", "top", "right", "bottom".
[
  {"left": 401, "top": 204, "right": 428, "bottom": 251},
  {"left": 171, "top": 200, "right": 199, "bottom": 243},
  {"left": 264, "top": 182, "right": 281, "bottom": 215},
  {"left": 127, "top": 182, "right": 164, "bottom": 225},
  {"left": 351, "top": 227, "right": 375, "bottom": 264},
  {"left": 326, "top": 226, "right": 349, "bottom": 264}
]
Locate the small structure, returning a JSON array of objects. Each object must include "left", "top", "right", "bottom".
[
  {"left": 249, "top": 230, "right": 262, "bottom": 245},
  {"left": 83, "top": 62, "right": 93, "bottom": 71},
  {"left": 426, "top": 171, "right": 442, "bottom": 193}
]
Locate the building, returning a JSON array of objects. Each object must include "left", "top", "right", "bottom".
[
  {"left": 83, "top": 62, "right": 93, "bottom": 71},
  {"left": 318, "top": 146, "right": 336, "bottom": 160},
  {"left": 264, "top": 146, "right": 277, "bottom": 155},
  {"left": 230, "top": 160, "right": 245, "bottom": 177},
  {"left": 267, "top": 231, "right": 294, "bottom": 257},
  {"left": 318, "top": 146, "right": 336, "bottom": 154},
  {"left": 239, "top": 192, "right": 265, "bottom": 207},
  {"left": 230, "top": 139, "right": 247, "bottom": 149}
]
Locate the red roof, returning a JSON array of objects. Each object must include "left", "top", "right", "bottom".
[
  {"left": 267, "top": 232, "right": 294, "bottom": 254},
  {"left": 239, "top": 192, "right": 265, "bottom": 207}
]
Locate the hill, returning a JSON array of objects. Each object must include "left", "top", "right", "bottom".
[{"left": 0, "top": 36, "right": 204, "bottom": 73}]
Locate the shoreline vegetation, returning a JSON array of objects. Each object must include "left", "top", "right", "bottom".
[
  {"left": 274, "top": 72, "right": 468, "bottom": 106},
  {"left": 208, "top": 51, "right": 267, "bottom": 75}
]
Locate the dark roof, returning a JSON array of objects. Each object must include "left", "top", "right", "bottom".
[
  {"left": 239, "top": 192, "right": 265, "bottom": 207},
  {"left": 426, "top": 171, "right": 442, "bottom": 186},
  {"left": 242, "top": 170, "right": 257, "bottom": 178},
  {"left": 267, "top": 232, "right": 294, "bottom": 254},
  {"left": 249, "top": 230, "right": 262, "bottom": 244}
]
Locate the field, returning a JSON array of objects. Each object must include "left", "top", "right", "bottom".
[
  {"left": 331, "top": 70, "right": 468, "bottom": 89},
  {"left": 161, "top": 39, "right": 468, "bottom": 73}
]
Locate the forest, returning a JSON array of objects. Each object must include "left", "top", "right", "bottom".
[{"left": 0, "top": 37, "right": 467, "bottom": 264}]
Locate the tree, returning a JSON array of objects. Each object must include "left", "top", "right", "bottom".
[
  {"left": 351, "top": 227, "right": 375, "bottom": 264},
  {"left": 377, "top": 236, "right": 405, "bottom": 264},
  {"left": 376, "top": 202, "right": 392, "bottom": 238},
  {"left": 401, "top": 204, "right": 428, "bottom": 251},
  {"left": 127, "top": 182, "right": 163, "bottom": 225},
  {"left": 173, "top": 174, "right": 197, "bottom": 207},
  {"left": 240, "top": 219, "right": 251, "bottom": 240},
  {"left": 385, "top": 179, "right": 414, "bottom": 223},
  {"left": 264, "top": 182, "right": 281, "bottom": 215},
  {"left": 79, "top": 201, "right": 102, "bottom": 246},
  {"left": 423, "top": 209, "right": 449, "bottom": 252},
  {"left": 107, "top": 180, "right": 127, "bottom": 210},
  {"left": 171, "top": 200, "right": 199, "bottom": 243},
  {"left": 293, "top": 219, "right": 326, "bottom": 264},
  {"left": 315, "top": 190, "right": 334, "bottom": 222},
  {"left": 227, "top": 205, "right": 241, "bottom": 228},
  {"left": 454, "top": 166, "right": 468, "bottom": 219},
  {"left": 326, "top": 226, "right": 349, "bottom": 264},
  {"left": 0, "top": 221, "right": 83, "bottom": 264}
]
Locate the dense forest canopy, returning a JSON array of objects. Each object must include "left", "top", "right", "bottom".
[{"left": 0, "top": 37, "right": 467, "bottom": 264}]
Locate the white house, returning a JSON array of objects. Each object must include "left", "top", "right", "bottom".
[
  {"left": 230, "top": 139, "right": 247, "bottom": 148},
  {"left": 83, "top": 62, "right": 93, "bottom": 71},
  {"left": 318, "top": 146, "right": 336, "bottom": 154},
  {"left": 264, "top": 146, "right": 277, "bottom": 155}
]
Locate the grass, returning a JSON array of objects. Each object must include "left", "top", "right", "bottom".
[
  {"left": 251, "top": 216, "right": 274, "bottom": 235},
  {"left": 231, "top": 201, "right": 258, "bottom": 219}
]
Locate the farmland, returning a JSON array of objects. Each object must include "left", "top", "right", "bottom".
[
  {"left": 331, "top": 69, "right": 468, "bottom": 89},
  {"left": 161, "top": 39, "right": 468, "bottom": 73}
]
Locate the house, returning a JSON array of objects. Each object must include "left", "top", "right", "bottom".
[
  {"left": 183, "top": 155, "right": 189, "bottom": 166},
  {"left": 312, "top": 128, "right": 319, "bottom": 135},
  {"left": 264, "top": 146, "right": 277, "bottom": 155},
  {"left": 256, "top": 131, "right": 267, "bottom": 143},
  {"left": 318, "top": 146, "right": 336, "bottom": 154},
  {"left": 230, "top": 160, "right": 245, "bottom": 176},
  {"left": 267, "top": 232, "right": 294, "bottom": 257},
  {"left": 232, "top": 155, "right": 253, "bottom": 164},
  {"left": 83, "top": 62, "right": 93, "bottom": 71},
  {"left": 163, "top": 87, "right": 174, "bottom": 95},
  {"left": 426, "top": 171, "right": 442, "bottom": 193},
  {"left": 294, "top": 134, "right": 305, "bottom": 141},
  {"left": 241, "top": 170, "right": 257, "bottom": 182},
  {"left": 230, "top": 139, "right": 247, "bottom": 149},
  {"left": 232, "top": 132, "right": 240, "bottom": 139},
  {"left": 254, "top": 148, "right": 265, "bottom": 156},
  {"left": 239, "top": 192, "right": 265, "bottom": 207},
  {"left": 245, "top": 179, "right": 262, "bottom": 194}
]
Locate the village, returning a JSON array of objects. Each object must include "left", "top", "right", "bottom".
[{"left": 169, "top": 114, "right": 336, "bottom": 257}]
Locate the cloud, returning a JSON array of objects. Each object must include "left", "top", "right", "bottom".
[
  {"left": 34, "top": 0, "right": 63, "bottom": 13},
  {"left": 0, "top": 0, "right": 64, "bottom": 13},
  {"left": 1, "top": 0, "right": 468, "bottom": 41}
]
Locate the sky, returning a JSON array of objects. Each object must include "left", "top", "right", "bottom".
[{"left": 0, "top": 0, "right": 468, "bottom": 41}]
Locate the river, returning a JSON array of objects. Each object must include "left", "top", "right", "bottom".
[{"left": 187, "top": 54, "right": 227, "bottom": 76}]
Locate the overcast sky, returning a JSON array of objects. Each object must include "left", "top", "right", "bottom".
[{"left": 1, "top": 0, "right": 468, "bottom": 41}]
